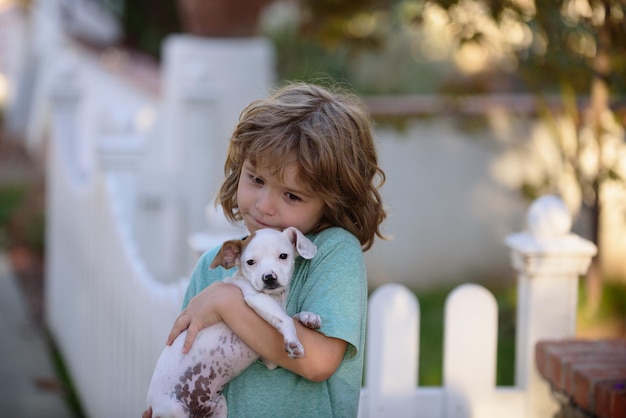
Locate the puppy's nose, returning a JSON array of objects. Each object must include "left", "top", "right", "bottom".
[{"left": 263, "top": 272, "right": 278, "bottom": 288}]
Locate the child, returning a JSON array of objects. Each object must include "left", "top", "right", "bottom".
[{"left": 146, "top": 82, "right": 386, "bottom": 417}]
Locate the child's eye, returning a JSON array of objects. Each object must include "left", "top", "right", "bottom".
[
  {"left": 246, "top": 259, "right": 255, "bottom": 265},
  {"left": 286, "top": 192, "right": 301, "bottom": 202},
  {"left": 250, "top": 175, "right": 264, "bottom": 185},
  {"left": 279, "top": 253, "right": 288, "bottom": 260}
]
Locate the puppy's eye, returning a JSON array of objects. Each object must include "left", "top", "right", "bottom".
[
  {"left": 279, "top": 253, "right": 288, "bottom": 260},
  {"left": 246, "top": 259, "right": 255, "bottom": 266}
]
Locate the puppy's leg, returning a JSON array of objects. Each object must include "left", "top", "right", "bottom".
[
  {"left": 243, "top": 293, "right": 304, "bottom": 358},
  {"left": 294, "top": 312, "right": 322, "bottom": 330},
  {"left": 211, "top": 394, "right": 227, "bottom": 418},
  {"left": 259, "top": 312, "right": 322, "bottom": 370}
]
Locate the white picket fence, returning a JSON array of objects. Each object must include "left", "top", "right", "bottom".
[{"left": 21, "top": 29, "right": 597, "bottom": 418}]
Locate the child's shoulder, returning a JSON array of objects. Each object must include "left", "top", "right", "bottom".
[{"left": 308, "top": 227, "right": 362, "bottom": 254}]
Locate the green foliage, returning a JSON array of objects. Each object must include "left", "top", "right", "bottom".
[
  {"left": 416, "top": 0, "right": 626, "bottom": 95},
  {"left": 417, "top": 286, "right": 447, "bottom": 385},
  {"left": 601, "top": 282, "right": 626, "bottom": 318},
  {"left": 20, "top": 209, "right": 45, "bottom": 253},
  {"left": 0, "top": 183, "right": 28, "bottom": 250},
  {"left": 117, "top": 0, "right": 181, "bottom": 59},
  {"left": 580, "top": 279, "right": 626, "bottom": 322},
  {"left": 296, "top": 0, "right": 626, "bottom": 95},
  {"left": 0, "top": 182, "right": 45, "bottom": 253},
  {"left": 48, "top": 334, "right": 86, "bottom": 417},
  {"left": 269, "top": 26, "right": 352, "bottom": 86},
  {"left": 0, "top": 184, "right": 26, "bottom": 224},
  {"left": 299, "top": 0, "right": 393, "bottom": 49}
]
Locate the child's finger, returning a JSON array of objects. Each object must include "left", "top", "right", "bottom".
[
  {"left": 182, "top": 323, "right": 200, "bottom": 354},
  {"left": 166, "top": 311, "right": 190, "bottom": 346}
]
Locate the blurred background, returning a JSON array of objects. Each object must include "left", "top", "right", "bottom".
[{"left": 0, "top": 0, "right": 625, "bottom": 416}]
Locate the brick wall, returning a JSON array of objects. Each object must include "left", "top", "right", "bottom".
[{"left": 536, "top": 339, "right": 626, "bottom": 418}]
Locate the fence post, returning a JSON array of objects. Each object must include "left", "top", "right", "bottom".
[
  {"left": 505, "top": 195, "right": 597, "bottom": 418},
  {"left": 49, "top": 55, "right": 84, "bottom": 181},
  {"left": 97, "top": 107, "right": 145, "bottom": 237},
  {"left": 161, "top": 35, "right": 274, "bottom": 272}
]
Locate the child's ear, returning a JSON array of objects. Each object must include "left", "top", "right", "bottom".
[
  {"left": 283, "top": 227, "right": 317, "bottom": 260},
  {"left": 210, "top": 240, "right": 243, "bottom": 269}
]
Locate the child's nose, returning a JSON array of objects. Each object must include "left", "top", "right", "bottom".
[{"left": 255, "top": 192, "right": 276, "bottom": 215}]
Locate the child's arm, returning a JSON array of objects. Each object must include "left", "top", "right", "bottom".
[{"left": 167, "top": 281, "right": 347, "bottom": 382}]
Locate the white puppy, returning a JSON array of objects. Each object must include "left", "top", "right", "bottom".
[{"left": 146, "top": 227, "right": 320, "bottom": 418}]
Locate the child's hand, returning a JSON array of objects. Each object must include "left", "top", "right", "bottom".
[
  {"left": 141, "top": 407, "right": 152, "bottom": 418},
  {"left": 166, "top": 282, "right": 240, "bottom": 354}
]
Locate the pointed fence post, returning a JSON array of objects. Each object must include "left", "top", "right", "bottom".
[{"left": 505, "top": 195, "right": 597, "bottom": 418}]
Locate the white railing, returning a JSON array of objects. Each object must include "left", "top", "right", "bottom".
[
  {"left": 359, "top": 195, "right": 598, "bottom": 418},
  {"left": 35, "top": 32, "right": 598, "bottom": 418}
]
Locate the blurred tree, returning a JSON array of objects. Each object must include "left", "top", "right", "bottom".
[
  {"left": 298, "top": 0, "right": 393, "bottom": 49},
  {"left": 407, "top": 0, "right": 626, "bottom": 309}
]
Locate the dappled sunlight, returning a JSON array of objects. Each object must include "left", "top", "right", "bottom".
[
  {"left": 454, "top": 42, "right": 489, "bottom": 74},
  {"left": 449, "top": 0, "right": 519, "bottom": 74},
  {"left": 490, "top": 108, "right": 626, "bottom": 218},
  {"left": 490, "top": 115, "right": 584, "bottom": 214},
  {"left": 561, "top": 0, "right": 612, "bottom": 25},
  {"left": 414, "top": 0, "right": 534, "bottom": 75},
  {"left": 499, "top": 11, "right": 533, "bottom": 49},
  {"left": 345, "top": 11, "right": 383, "bottom": 39},
  {"left": 412, "top": 3, "right": 452, "bottom": 62},
  {"left": 562, "top": 0, "right": 594, "bottom": 21},
  {"left": 566, "top": 30, "right": 597, "bottom": 58},
  {"left": 577, "top": 108, "right": 626, "bottom": 205}
]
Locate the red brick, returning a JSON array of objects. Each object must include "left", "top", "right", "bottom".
[
  {"left": 535, "top": 339, "right": 626, "bottom": 391},
  {"left": 594, "top": 379, "right": 626, "bottom": 418},
  {"left": 571, "top": 365, "right": 626, "bottom": 412},
  {"left": 536, "top": 339, "right": 594, "bottom": 384},
  {"left": 565, "top": 359, "right": 626, "bottom": 393}
]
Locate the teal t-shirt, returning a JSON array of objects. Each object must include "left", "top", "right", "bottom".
[{"left": 182, "top": 227, "right": 367, "bottom": 417}]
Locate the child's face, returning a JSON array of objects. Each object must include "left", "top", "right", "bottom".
[{"left": 237, "top": 159, "right": 326, "bottom": 234}]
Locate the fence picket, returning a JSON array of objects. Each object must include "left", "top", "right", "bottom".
[
  {"left": 365, "top": 284, "right": 420, "bottom": 417},
  {"left": 443, "top": 283, "right": 498, "bottom": 418}
]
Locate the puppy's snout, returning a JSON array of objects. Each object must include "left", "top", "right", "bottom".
[{"left": 262, "top": 272, "right": 278, "bottom": 288}]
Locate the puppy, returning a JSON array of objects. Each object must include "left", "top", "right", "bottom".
[{"left": 146, "top": 227, "right": 320, "bottom": 418}]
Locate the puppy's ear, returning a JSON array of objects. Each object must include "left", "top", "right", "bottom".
[
  {"left": 210, "top": 240, "right": 243, "bottom": 269},
  {"left": 283, "top": 227, "right": 317, "bottom": 260}
]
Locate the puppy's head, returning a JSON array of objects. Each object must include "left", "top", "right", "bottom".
[{"left": 210, "top": 227, "right": 317, "bottom": 294}]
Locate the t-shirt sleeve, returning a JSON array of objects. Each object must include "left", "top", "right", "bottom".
[
  {"left": 295, "top": 229, "right": 367, "bottom": 360},
  {"left": 181, "top": 246, "right": 228, "bottom": 309}
]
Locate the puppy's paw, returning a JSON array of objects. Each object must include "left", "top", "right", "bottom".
[
  {"left": 285, "top": 339, "right": 305, "bottom": 358},
  {"left": 294, "top": 311, "right": 322, "bottom": 329}
]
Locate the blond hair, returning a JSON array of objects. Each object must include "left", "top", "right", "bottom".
[{"left": 217, "top": 82, "right": 386, "bottom": 251}]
